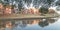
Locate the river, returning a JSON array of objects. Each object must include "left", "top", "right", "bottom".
[{"left": 0, "top": 18, "right": 60, "bottom": 30}]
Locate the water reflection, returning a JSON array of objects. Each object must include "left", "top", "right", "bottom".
[
  {"left": 38, "top": 18, "right": 57, "bottom": 27},
  {"left": 38, "top": 19, "right": 49, "bottom": 27},
  {"left": 0, "top": 18, "right": 58, "bottom": 30}
]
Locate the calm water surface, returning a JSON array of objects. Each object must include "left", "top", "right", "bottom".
[{"left": 0, "top": 18, "right": 60, "bottom": 30}]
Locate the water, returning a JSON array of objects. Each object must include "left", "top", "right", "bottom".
[
  {"left": 0, "top": 0, "right": 60, "bottom": 30},
  {"left": 0, "top": 18, "right": 60, "bottom": 30}
]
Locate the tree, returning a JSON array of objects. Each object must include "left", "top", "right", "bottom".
[
  {"left": 18, "top": 1, "right": 23, "bottom": 11},
  {"left": 39, "top": 7, "right": 48, "bottom": 15},
  {"left": 47, "top": 0, "right": 54, "bottom": 5},
  {"left": 56, "top": 1, "right": 60, "bottom": 6},
  {"left": 11, "top": 5, "right": 16, "bottom": 9},
  {"left": 0, "top": 0, "right": 4, "bottom": 4}
]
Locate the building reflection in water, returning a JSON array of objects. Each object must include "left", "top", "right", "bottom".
[{"left": 0, "top": 18, "right": 58, "bottom": 30}]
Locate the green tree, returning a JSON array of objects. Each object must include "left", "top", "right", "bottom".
[
  {"left": 56, "top": 1, "right": 60, "bottom": 6},
  {"left": 47, "top": 0, "right": 54, "bottom": 5},
  {"left": 11, "top": 5, "right": 16, "bottom": 9},
  {"left": 0, "top": 0, "right": 4, "bottom": 4},
  {"left": 18, "top": 4, "right": 22, "bottom": 11},
  {"left": 39, "top": 7, "right": 48, "bottom": 15}
]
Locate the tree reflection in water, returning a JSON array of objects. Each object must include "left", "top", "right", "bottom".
[
  {"left": 47, "top": 18, "right": 57, "bottom": 23},
  {"left": 16, "top": 20, "right": 27, "bottom": 28},
  {"left": 12, "top": 18, "right": 58, "bottom": 28},
  {"left": 0, "top": 18, "right": 58, "bottom": 30},
  {"left": 38, "top": 18, "right": 58, "bottom": 27},
  {"left": 38, "top": 20, "right": 49, "bottom": 27}
]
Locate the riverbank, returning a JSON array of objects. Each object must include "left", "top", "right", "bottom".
[{"left": 0, "top": 14, "right": 59, "bottom": 20}]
